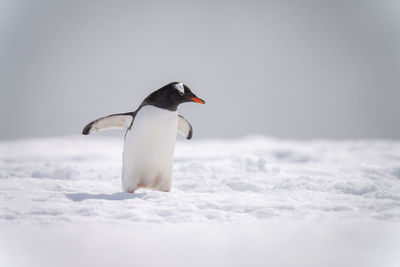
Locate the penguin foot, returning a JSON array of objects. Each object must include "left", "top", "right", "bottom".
[{"left": 124, "top": 189, "right": 135, "bottom": 194}]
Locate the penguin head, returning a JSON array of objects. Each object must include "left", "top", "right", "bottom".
[
  {"left": 170, "top": 82, "right": 206, "bottom": 105},
  {"left": 142, "top": 82, "right": 205, "bottom": 111}
]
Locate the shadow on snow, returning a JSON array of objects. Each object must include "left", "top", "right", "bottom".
[{"left": 66, "top": 192, "right": 146, "bottom": 202}]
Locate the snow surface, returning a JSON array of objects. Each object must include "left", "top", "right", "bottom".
[
  {"left": 1, "top": 135, "right": 400, "bottom": 266},
  {"left": 1, "top": 135, "right": 400, "bottom": 224}
]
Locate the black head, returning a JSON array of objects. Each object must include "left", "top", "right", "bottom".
[{"left": 140, "top": 82, "right": 205, "bottom": 111}]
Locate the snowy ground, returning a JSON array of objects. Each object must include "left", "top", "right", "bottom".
[{"left": 1, "top": 135, "right": 400, "bottom": 266}]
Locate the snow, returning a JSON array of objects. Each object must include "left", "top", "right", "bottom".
[
  {"left": 1, "top": 135, "right": 400, "bottom": 266},
  {"left": 2, "top": 135, "right": 400, "bottom": 224}
]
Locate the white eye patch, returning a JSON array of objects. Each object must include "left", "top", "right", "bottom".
[{"left": 174, "top": 82, "right": 185, "bottom": 94}]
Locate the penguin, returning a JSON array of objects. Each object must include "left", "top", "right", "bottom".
[{"left": 82, "top": 82, "right": 205, "bottom": 193}]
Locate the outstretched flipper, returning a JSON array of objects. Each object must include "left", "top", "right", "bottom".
[
  {"left": 178, "top": 115, "right": 193, "bottom": 140},
  {"left": 82, "top": 112, "right": 136, "bottom": 135}
]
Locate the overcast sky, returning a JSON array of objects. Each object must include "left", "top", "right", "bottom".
[{"left": 1, "top": 0, "right": 399, "bottom": 140}]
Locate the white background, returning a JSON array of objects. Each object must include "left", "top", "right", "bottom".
[{"left": 1, "top": 0, "right": 400, "bottom": 140}]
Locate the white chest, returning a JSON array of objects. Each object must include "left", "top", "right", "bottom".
[
  {"left": 128, "top": 105, "right": 178, "bottom": 144},
  {"left": 121, "top": 106, "right": 178, "bottom": 191}
]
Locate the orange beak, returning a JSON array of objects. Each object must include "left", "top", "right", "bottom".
[{"left": 191, "top": 97, "right": 205, "bottom": 104}]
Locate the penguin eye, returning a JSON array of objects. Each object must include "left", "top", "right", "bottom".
[{"left": 179, "top": 91, "right": 184, "bottom": 96}]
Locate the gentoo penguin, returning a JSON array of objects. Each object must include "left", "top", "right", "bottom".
[{"left": 82, "top": 82, "right": 205, "bottom": 193}]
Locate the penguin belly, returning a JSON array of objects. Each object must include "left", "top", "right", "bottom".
[{"left": 122, "top": 106, "right": 178, "bottom": 192}]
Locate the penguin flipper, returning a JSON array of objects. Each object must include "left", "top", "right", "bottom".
[
  {"left": 178, "top": 115, "right": 193, "bottom": 140},
  {"left": 82, "top": 112, "right": 135, "bottom": 135}
]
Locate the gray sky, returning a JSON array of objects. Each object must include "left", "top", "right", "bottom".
[{"left": 1, "top": 0, "right": 399, "bottom": 140}]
